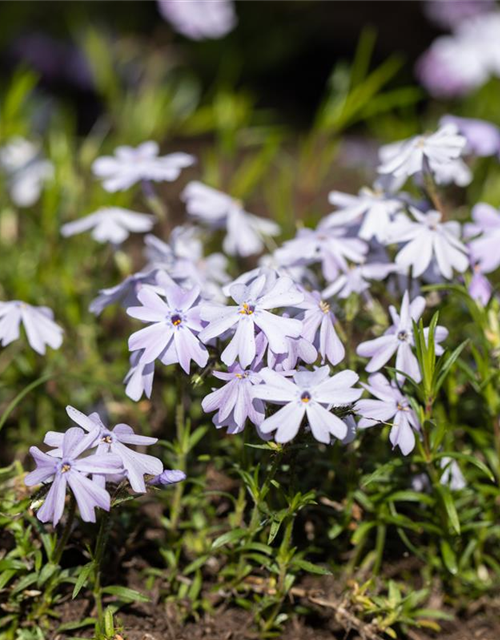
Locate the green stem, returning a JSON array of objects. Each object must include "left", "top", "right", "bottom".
[
  {"left": 52, "top": 495, "right": 76, "bottom": 566},
  {"left": 93, "top": 510, "right": 112, "bottom": 636},
  {"left": 249, "top": 447, "right": 284, "bottom": 534}
]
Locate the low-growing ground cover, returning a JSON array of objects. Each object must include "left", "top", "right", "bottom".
[{"left": 2, "top": 4, "right": 500, "bottom": 639}]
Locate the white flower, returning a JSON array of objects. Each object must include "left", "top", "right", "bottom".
[
  {"left": 182, "top": 181, "right": 280, "bottom": 257},
  {"left": 158, "top": 0, "right": 237, "bottom": 40},
  {"left": 388, "top": 207, "right": 469, "bottom": 279},
  {"left": 0, "top": 301, "right": 63, "bottom": 355},
  {"left": 378, "top": 124, "right": 466, "bottom": 180},
  {"left": 274, "top": 225, "right": 368, "bottom": 283},
  {"left": 0, "top": 137, "right": 53, "bottom": 207},
  {"left": 92, "top": 141, "right": 195, "bottom": 192},
  {"left": 61, "top": 207, "right": 155, "bottom": 245},
  {"left": 322, "top": 262, "right": 398, "bottom": 299},
  {"left": 324, "top": 181, "right": 405, "bottom": 243},
  {"left": 252, "top": 366, "right": 361, "bottom": 444}
]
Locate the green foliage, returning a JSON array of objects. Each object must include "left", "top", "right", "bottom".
[{"left": 1, "top": 23, "right": 500, "bottom": 640}]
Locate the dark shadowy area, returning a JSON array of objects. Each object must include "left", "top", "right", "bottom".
[{"left": 0, "top": 1, "right": 439, "bottom": 132}]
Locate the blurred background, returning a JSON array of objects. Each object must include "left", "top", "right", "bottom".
[{"left": 0, "top": 0, "right": 442, "bottom": 135}]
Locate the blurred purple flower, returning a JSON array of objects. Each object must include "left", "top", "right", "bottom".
[
  {"left": 252, "top": 366, "right": 361, "bottom": 444},
  {"left": 158, "top": 0, "right": 237, "bottom": 40},
  {"left": 424, "top": 0, "right": 494, "bottom": 30},
  {"left": 92, "top": 142, "right": 195, "bottom": 192},
  {"left": 355, "top": 373, "right": 420, "bottom": 455},
  {"left": 25, "top": 426, "right": 122, "bottom": 526},
  {"left": 61, "top": 207, "right": 155, "bottom": 245},
  {"left": 0, "top": 138, "right": 53, "bottom": 208},
  {"left": 145, "top": 228, "right": 231, "bottom": 302},
  {"left": 0, "top": 301, "right": 63, "bottom": 355},
  {"left": 199, "top": 270, "right": 303, "bottom": 368},
  {"left": 324, "top": 181, "right": 405, "bottom": 243},
  {"left": 182, "top": 181, "right": 280, "bottom": 257},
  {"left": 416, "top": 36, "right": 489, "bottom": 98},
  {"left": 202, "top": 363, "right": 265, "bottom": 433},
  {"left": 357, "top": 291, "right": 448, "bottom": 383},
  {"left": 464, "top": 203, "right": 500, "bottom": 274},
  {"left": 322, "top": 262, "right": 398, "bottom": 300},
  {"left": 127, "top": 283, "right": 208, "bottom": 373},
  {"left": 90, "top": 270, "right": 159, "bottom": 316},
  {"left": 468, "top": 262, "right": 493, "bottom": 306},
  {"left": 440, "top": 115, "right": 500, "bottom": 158},
  {"left": 416, "top": 12, "right": 500, "bottom": 98},
  {"left": 388, "top": 208, "right": 469, "bottom": 279},
  {"left": 440, "top": 457, "right": 466, "bottom": 490},
  {"left": 298, "top": 290, "right": 345, "bottom": 365}
]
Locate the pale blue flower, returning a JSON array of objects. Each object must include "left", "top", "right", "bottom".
[
  {"left": 202, "top": 363, "right": 265, "bottom": 434},
  {"left": 356, "top": 291, "right": 448, "bottom": 383},
  {"left": 355, "top": 373, "right": 420, "bottom": 455},
  {"left": 199, "top": 270, "right": 303, "bottom": 368},
  {"left": 127, "top": 282, "right": 208, "bottom": 374},
  {"left": 25, "top": 426, "right": 122, "bottom": 526},
  {"left": 0, "top": 301, "right": 63, "bottom": 354},
  {"left": 252, "top": 366, "right": 361, "bottom": 444},
  {"left": 92, "top": 141, "right": 195, "bottom": 192},
  {"left": 45, "top": 406, "right": 163, "bottom": 494}
]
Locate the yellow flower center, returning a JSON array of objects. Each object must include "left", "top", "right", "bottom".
[{"left": 239, "top": 303, "right": 254, "bottom": 315}]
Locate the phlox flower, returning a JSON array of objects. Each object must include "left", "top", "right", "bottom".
[
  {"left": 378, "top": 124, "right": 466, "bottom": 180},
  {"left": 388, "top": 207, "right": 469, "bottom": 279},
  {"left": 202, "top": 363, "right": 265, "bottom": 434},
  {"left": 92, "top": 141, "right": 195, "bottom": 192},
  {"left": 355, "top": 373, "right": 420, "bottom": 455},
  {"left": 45, "top": 406, "right": 163, "bottom": 493},
  {"left": 90, "top": 270, "right": 159, "bottom": 316},
  {"left": 0, "top": 137, "right": 54, "bottom": 207},
  {"left": 25, "top": 426, "right": 123, "bottom": 526},
  {"left": 266, "top": 331, "right": 317, "bottom": 372},
  {"left": 356, "top": 291, "right": 448, "bottom": 383},
  {"left": 424, "top": 0, "right": 495, "bottom": 29},
  {"left": 417, "top": 11, "right": 500, "bottom": 98},
  {"left": 149, "top": 469, "right": 187, "bottom": 486},
  {"left": 127, "top": 283, "right": 208, "bottom": 373},
  {"left": 468, "top": 261, "right": 493, "bottom": 306},
  {"left": 439, "top": 457, "right": 466, "bottom": 490},
  {"left": 440, "top": 115, "right": 500, "bottom": 158},
  {"left": 297, "top": 290, "right": 345, "bottom": 366},
  {"left": 61, "top": 207, "right": 155, "bottom": 245},
  {"left": 324, "top": 180, "right": 405, "bottom": 243},
  {"left": 0, "top": 301, "right": 63, "bottom": 355},
  {"left": 145, "top": 228, "right": 231, "bottom": 302},
  {"left": 464, "top": 203, "right": 500, "bottom": 274},
  {"left": 322, "top": 262, "right": 398, "bottom": 300},
  {"left": 158, "top": 0, "right": 237, "bottom": 40},
  {"left": 182, "top": 181, "right": 280, "bottom": 257},
  {"left": 252, "top": 366, "right": 361, "bottom": 444},
  {"left": 431, "top": 157, "right": 472, "bottom": 187},
  {"left": 124, "top": 351, "right": 156, "bottom": 402},
  {"left": 274, "top": 225, "right": 368, "bottom": 282},
  {"left": 416, "top": 34, "right": 490, "bottom": 98},
  {"left": 199, "top": 270, "right": 303, "bottom": 368}
]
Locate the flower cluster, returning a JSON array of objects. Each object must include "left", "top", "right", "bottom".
[
  {"left": 26, "top": 406, "right": 184, "bottom": 525},
  {"left": 25, "top": 113, "right": 493, "bottom": 529}
]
